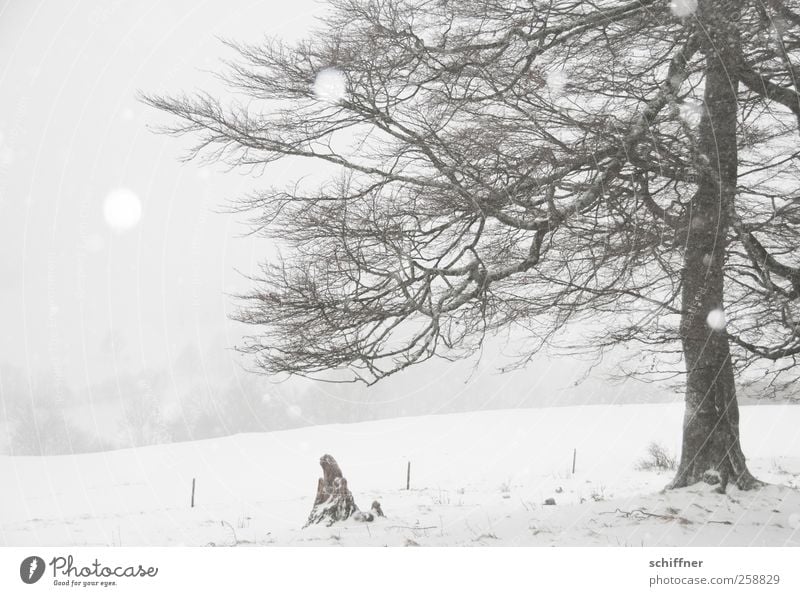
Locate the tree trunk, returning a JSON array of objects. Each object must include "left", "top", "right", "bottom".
[
  {"left": 670, "top": 0, "right": 759, "bottom": 491},
  {"left": 304, "top": 454, "right": 383, "bottom": 526},
  {"left": 305, "top": 454, "right": 358, "bottom": 526}
]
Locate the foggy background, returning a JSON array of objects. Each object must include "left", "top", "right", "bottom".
[{"left": 0, "top": 0, "right": 697, "bottom": 456}]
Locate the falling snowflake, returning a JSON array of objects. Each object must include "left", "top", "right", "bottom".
[
  {"left": 679, "top": 100, "right": 704, "bottom": 128},
  {"left": 668, "top": 73, "right": 683, "bottom": 89},
  {"left": 0, "top": 132, "right": 13, "bottom": 167},
  {"left": 702, "top": 253, "right": 712, "bottom": 267},
  {"left": 83, "top": 233, "right": 105, "bottom": 253},
  {"left": 670, "top": 0, "right": 697, "bottom": 18},
  {"left": 770, "top": 16, "right": 789, "bottom": 41},
  {"left": 103, "top": 188, "right": 142, "bottom": 231},
  {"left": 789, "top": 513, "right": 800, "bottom": 530},
  {"left": 706, "top": 309, "right": 726, "bottom": 331},
  {"left": 546, "top": 69, "right": 568, "bottom": 96},
  {"left": 312, "top": 68, "right": 347, "bottom": 103},
  {"left": 162, "top": 400, "right": 182, "bottom": 422},
  {"left": 287, "top": 404, "right": 303, "bottom": 418},
  {"left": 690, "top": 215, "right": 706, "bottom": 230}
]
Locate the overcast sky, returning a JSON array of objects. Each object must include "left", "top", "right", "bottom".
[
  {"left": 0, "top": 0, "right": 325, "bottom": 389},
  {"left": 0, "top": 1, "right": 678, "bottom": 451}
]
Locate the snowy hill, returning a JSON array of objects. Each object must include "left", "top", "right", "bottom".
[{"left": 1, "top": 403, "right": 799, "bottom": 546}]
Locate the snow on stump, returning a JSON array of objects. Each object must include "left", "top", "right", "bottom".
[{"left": 305, "top": 454, "right": 382, "bottom": 527}]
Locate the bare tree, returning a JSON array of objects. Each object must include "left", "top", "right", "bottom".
[{"left": 145, "top": 0, "right": 800, "bottom": 490}]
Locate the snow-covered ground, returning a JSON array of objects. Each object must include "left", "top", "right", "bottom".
[{"left": 1, "top": 403, "right": 799, "bottom": 547}]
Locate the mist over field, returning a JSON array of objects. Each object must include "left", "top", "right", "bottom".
[{"left": 1, "top": 1, "right": 797, "bottom": 460}]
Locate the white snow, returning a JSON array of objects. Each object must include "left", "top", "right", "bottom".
[
  {"left": 706, "top": 309, "right": 727, "bottom": 331},
  {"left": 670, "top": 0, "right": 698, "bottom": 18},
  {"left": 1, "top": 403, "right": 798, "bottom": 547},
  {"left": 103, "top": 188, "right": 142, "bottom": 231},
  {"left": 312, "top": 68, "right": 346, "bottom": 103}
]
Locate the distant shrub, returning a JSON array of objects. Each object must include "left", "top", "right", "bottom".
[{"left": 636, "top": 442, "right": 677, "bottom": 471}]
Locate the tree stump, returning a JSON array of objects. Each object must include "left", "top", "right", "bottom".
[{"left": 304, "top": 454, "right": 382, "bottom": 527}]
